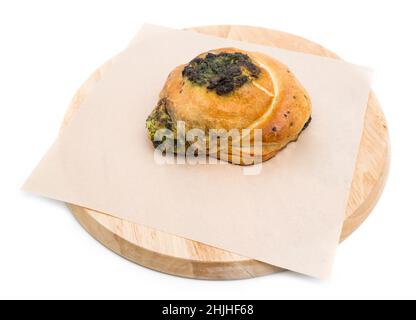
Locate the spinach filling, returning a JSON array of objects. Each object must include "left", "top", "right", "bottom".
[
  {"left": 182, "top": 52, "right": 261, "bottom": 95},
  {"left": 302, "top": 116, "right": 312, "bottom": 131},
  {"left": 145, "top": 98, "right": 177, "bottom": 148}
]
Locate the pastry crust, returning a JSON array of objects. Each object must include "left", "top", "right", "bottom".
[{"left": 147, "top": 48, "right": 312, "bottom": 164}]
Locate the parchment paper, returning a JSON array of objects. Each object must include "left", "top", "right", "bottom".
[{"left": 23, "top": 24, "right": 372, "bottom": 278}]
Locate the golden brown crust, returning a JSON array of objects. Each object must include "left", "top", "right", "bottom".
[{"left": 157, "top": 47, "right": 312, "bottom": 164}]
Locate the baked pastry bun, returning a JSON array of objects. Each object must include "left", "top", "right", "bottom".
[{"left": 146, "top": 48, "right": 312, "bottom": 165}]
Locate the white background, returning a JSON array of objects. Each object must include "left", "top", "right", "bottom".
[{"left": 0, "top": 0, "right": 415, "bottom": 300}]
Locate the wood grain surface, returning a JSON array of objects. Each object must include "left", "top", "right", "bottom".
[{"left": 63, "top": 25, "right": 390, "bottom": 280}]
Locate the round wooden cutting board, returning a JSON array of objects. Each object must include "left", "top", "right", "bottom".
[{"left": 64, "top": 25, "right": 390, "bottom": 280}]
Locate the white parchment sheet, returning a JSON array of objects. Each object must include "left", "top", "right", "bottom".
[{"left": 23, "top": 24, "right": 372, "bottom": 278}]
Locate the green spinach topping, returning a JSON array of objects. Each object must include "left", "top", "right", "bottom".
[{"left": 182, "top": 52, "right": 261, "bottom": 95}]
